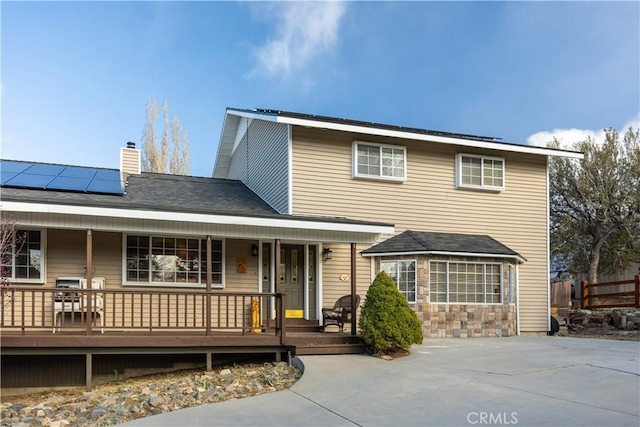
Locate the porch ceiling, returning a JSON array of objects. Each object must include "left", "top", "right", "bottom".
[{"left": 4, "top": 201, "right": 393, "bottom": 244}]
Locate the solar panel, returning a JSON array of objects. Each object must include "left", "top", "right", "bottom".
[
  {"left": 86, "top": 179, "right": 124, "bottom": 194},
  {"left": 5, "top": 172, "right": 55, "bottom": 188},
  {"left": 26, "top": 163, "right": 65, "bottom": 175},
  {"left": 59, "top": 166, "right": 98, "bottom": 179},
  {"left": 48, "top": 176, "right": 93, "bottom": 191},
  {"left": 0, "top": 160, "right": 124, "bottom": 195},
  {"left": 1, "top": 171, "right": 19, "bottom": 184},
  {"left": 1, "top": 161, "right": 31, "bottom": 174}
]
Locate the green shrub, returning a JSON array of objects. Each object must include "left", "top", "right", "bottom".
[{"left": 359, "top": 271, "right": 423, "bottom": 354}]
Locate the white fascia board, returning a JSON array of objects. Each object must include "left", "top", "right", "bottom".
[
  {"left": 226, "top": 109, "right": 279, "bottom": 122},
  {"left": 273, "top": 116, "right": 583, "bottom": 159},
  {"left": 2, "top": 201, "right": 394, "bottom": 235},
  {"left": 231, "top": 118, "right": 251, "bottom": 155},
  {"left": 361, "top": 250, "right": 525, "bottom": 263},
  {"left": 213, "top": 114, "right": 240, "bottom": 178}
]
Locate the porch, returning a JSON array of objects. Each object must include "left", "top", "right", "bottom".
[{"left": 1, "top": 286, "right": 364, "bottom": 391}]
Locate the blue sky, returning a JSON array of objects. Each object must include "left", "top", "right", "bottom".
[{"left": 2, "top": 1, "right": 639, "bottom": 177}]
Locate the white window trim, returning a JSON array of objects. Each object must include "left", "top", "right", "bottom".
[
  {"left": 455, "top": 153, "right": 505, "bottom": 191},
  {"left": 380, "top": 259, "right": 417, "bottom": 304},
  {"left": 429, "top": 260, "right": 503, "bottom": 305},
  {"left": 122, "top": 234, "right": 225, "bottom": 289},
  {"left": 4, "top": 228, "right": 46, "bottom": 284},
  {"left": 353, "top": 141, "right": 407, "bottom": 182}
]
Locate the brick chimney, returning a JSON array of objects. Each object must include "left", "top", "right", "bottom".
[{"left": 120, "top": 142, "right": 141, "bottom": 182}]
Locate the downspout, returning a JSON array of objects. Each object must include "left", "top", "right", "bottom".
[
  {"left": 546, "top": 156, "right": 551, "bottom": 333},
  {"left": 516, "top": 264, "right": 521, "bottom": 336}
]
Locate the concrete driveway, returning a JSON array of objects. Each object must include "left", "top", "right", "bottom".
[{"left": 123, "top": 337, "right": 640, "bottom": 427}]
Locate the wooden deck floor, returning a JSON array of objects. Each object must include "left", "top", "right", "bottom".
[{"left": 1, "top": 329, "right": 364, "bottom": 356}]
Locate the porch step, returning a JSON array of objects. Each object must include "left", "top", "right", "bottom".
[
  {"left": 285, "top": 319, "right": 324, "bottom": 333},
  {"left": 294, "top": 342, "right": 366, "bottom": 356},
  {"left": 287, "top": 332, "right": 366, "bottom": 355}
]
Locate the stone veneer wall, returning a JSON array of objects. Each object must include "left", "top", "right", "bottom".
[{"left": 417, "top": 303, "right": 516, "bottom": 338}]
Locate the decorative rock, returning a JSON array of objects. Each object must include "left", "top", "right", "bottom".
[
  {"left": 0, "top": 362, "right": 301, "bottom": 427},
  {"left": 148, "top": 395, "right": 161, "bottom": 407},
  {"left": 89, "top": 407, "right": 108, "bottom": 420}
]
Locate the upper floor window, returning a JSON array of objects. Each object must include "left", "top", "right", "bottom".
[
  {"left": 125, "top": 235, "right": 224, "bottom": 287},
  {"left": 456, "top": 154, "right": 505, "bottom": 191},
  {"left": 380, "top": 259, "right": 416, "bottom": 303},
  {"left": 430, "top": 261, "right": 502, "bottom": 304},
  {"left": 0, "top": 229, "right": 44, "bottom": 282},
  {"left": 354, "top": 142, "right": 406, "bottom": 181}
]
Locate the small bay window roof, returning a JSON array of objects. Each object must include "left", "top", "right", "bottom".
[{"left": 361, "top": 230, "right": 525, "bottom": 263}]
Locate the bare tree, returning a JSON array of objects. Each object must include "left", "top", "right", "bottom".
[
  {"left": 549, "top": 127, "right": 640, "bottom": 284},
  {"left": 1, "top": 213, "right": 23, "bottom": 306},
  {"left": 141, "top": 98, "right": 191, "bottom": 175}
]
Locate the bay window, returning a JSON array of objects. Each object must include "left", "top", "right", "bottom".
[
  {"left": 380, "top": 259, "right": 416, "bottom": 303},
  {"left": 430, "top": 261, "right": 502, "bottom": 304}
]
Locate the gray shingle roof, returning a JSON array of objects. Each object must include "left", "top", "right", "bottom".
[
  {"left": 1, "top": 172, "right": 279, "bottom": 216},
  {"left": 1, "top": 166, "right": 392, "bottom": 228},
  {"left": 362, "top": 230, "right": 524, "bottom": 260}
]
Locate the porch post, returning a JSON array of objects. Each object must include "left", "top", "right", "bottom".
[
  {"left": 274, "top": 239, "right": 282, "bottom": 332},
  {"left": 86, "top": 229, "right": 93, "bottom": 336},
  {"left": 351, "top": 242, "right": 357, "bottom": 335},
  {"left": 85, "top": 353, "right": 93, "bottom": 392},
  {"left": 206, "top": 352, "right": 212, "bottom": 371},
  {"left": 274, "top": 239, "right": 281, "bottom": 294},
  {"left": 206, "top": 236, "right": 212, "bottom": 336}
]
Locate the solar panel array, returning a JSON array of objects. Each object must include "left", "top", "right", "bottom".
[{"left": 1, "top": 160, "right": 124, "bottom": 195}]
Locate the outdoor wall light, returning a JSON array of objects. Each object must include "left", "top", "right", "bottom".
[
  {"left": 322, "top": 247, "right": 333, "bottom": 261},
  {"left": 252, "top": 244, "right": 259, "bottom": 257}
]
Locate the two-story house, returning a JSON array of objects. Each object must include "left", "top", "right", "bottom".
[
  {"left": 213, "top": 108, "right": 582, "bottom": 336},
  {"left": 1, "top": 107, "right": 582, "bottom": 390}
]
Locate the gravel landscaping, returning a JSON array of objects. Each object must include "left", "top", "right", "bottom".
[{"left": 1, "top": 361, "right": 301, "bottom": 427}]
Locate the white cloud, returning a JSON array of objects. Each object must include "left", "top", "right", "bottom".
[
  {"left": 249, "top": 2, "right": 346, "bottom": 77},
  {"left": 527, "top": 113, "right": 640, "bottom": 148}
]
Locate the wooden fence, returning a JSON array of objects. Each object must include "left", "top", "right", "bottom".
[{"left": 581, "top": 274, "right": 640, "bottom": 309}]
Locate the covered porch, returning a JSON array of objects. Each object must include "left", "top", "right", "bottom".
[{"left": 1, "top": 199, "right": 392, "bottom": 391}]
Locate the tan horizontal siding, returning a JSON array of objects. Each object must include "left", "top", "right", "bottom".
[
  {"left": 46, "top": 230, "right": 122, "bottom": 289},
  {"left": 224, "top": 239, "right": 260, "bottom": 292},
  {"left": 292, "top": 127, "right": 549, "bottom": 333},
  {"left": 121, "top": 148, "right": 140, "bottom": 175},
  {"left": 320, "top": 243, "right": 371, "bottom": 321}
]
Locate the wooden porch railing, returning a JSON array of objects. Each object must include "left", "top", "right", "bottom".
[
  {"left": 1, "top": 287, "right": 286, "bottom": 341},
  {"left": 581, "top": 274, "right": 640, "bottom": 309}
]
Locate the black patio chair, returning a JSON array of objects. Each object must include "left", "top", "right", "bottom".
[{"left": 322, "top": 294, "right": 360, "bottom": 332}]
